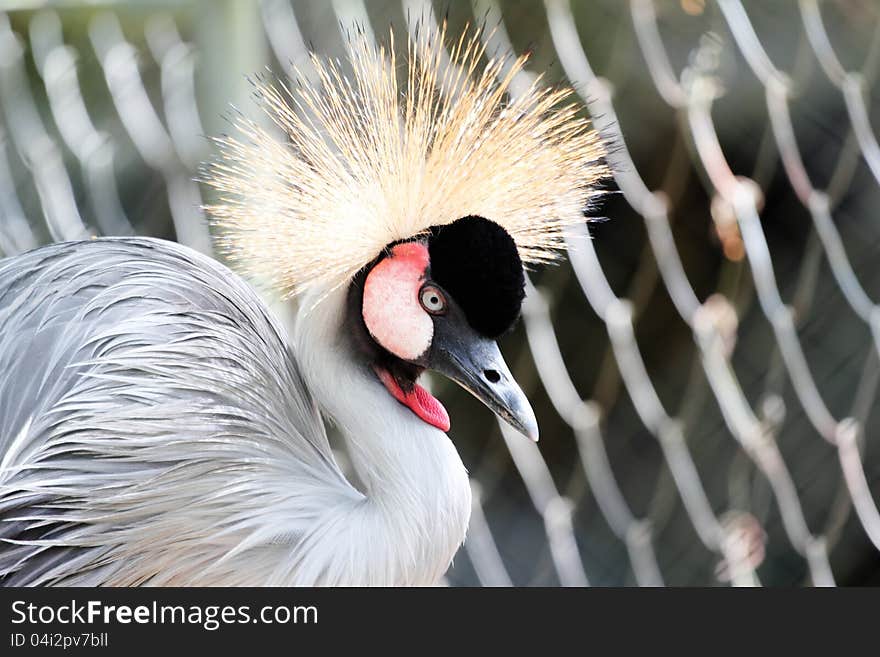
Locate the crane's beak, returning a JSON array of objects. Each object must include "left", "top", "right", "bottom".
[{"left": 429, "top": 311, "right": 539, "bottom": 442}]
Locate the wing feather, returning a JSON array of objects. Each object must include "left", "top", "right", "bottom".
[{"left": 0, "top": 237, "right": 361, "bottom": 585}]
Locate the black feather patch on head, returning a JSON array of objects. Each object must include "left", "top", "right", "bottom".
[{"left": 428, "top": 216, "right": 525, "bottom": 338}]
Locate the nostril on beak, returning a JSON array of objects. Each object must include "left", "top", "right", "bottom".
[{"left": 484, "top": 369, "right": 501, "bottom": 384}]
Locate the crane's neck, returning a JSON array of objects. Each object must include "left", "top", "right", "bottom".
[{"left": 292, "top": 287, "right": 471, "bottom": 585}]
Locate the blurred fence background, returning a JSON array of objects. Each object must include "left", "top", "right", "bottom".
[{"left": 2, "top": 0, "right": 880, "bottom": 586}]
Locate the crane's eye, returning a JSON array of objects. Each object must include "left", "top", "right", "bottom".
[{"left": 419, "top": 284, "right": 447, "bottom": 315}]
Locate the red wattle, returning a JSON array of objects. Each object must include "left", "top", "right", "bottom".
[{"left": 374, "top": 367, "right": 451, "bottom": 433}]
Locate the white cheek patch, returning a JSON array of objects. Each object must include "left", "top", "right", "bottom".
[{"left": 362, "top": 243, "right": 433, "bottom": 361}]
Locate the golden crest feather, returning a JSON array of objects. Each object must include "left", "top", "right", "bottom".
[{"left": 204, "top": 23, "right": 608, "bottom": 298}]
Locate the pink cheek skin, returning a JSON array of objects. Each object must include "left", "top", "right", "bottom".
[{"left": 362, "top": 242, "right": 433, "bottom": 362}]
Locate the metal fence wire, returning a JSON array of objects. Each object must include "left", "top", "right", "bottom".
[{"left": 1, "top": 0, "right": 880, "bottom": 586}]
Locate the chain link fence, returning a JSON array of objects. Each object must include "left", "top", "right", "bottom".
[{"left": 1, "top": 0, "right": 879, "bottom": 586}]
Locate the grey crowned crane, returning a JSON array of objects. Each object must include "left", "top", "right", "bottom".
[{"left": 0, "top": 26, "right": 607, "bottom": 586}]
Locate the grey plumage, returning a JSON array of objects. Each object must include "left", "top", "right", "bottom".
[{"left": 0, "top": 238, "right": 360, "bottom": 585}]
